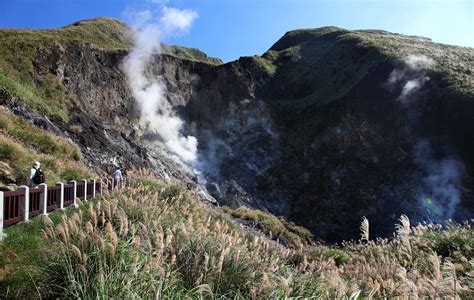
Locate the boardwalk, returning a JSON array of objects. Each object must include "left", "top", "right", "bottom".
[{"left": 0, "top": 177, "right": 129, "bottom": 239}]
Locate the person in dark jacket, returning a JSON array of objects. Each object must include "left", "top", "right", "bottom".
[{"left": 27, "top": 161, "right": 45, "bottom": 187}]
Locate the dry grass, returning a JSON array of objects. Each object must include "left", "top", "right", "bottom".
[
  {"left": 1, "top": 177, "right": 473, "bottom": 298},
  {"left": 0, "top": 108, "right": 80, "bottom": 160},
  {"left": 0, "top": 108, "right": 90, "bottom": 187}
]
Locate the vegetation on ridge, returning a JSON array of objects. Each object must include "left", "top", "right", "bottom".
[
  {"left": 0, "top": 17, "right": 221, "bottom": 122},
  {"left": 262, "top": 27, "right": 473, "bottom": 108},
  {"left": 161, "top": 44, "right": 223, "bottom": 65},
  {"left": 0, "top": 107, "right": 90, "bottom": 189},
  {"left": 0, "top": 17, "right": 130, "bottom": 122},
  {"left": 0, "top": 175, "right": 472, "bottom": 298},
  {"left": 223, "top": 206, "right": 312, "bottom": 247}
]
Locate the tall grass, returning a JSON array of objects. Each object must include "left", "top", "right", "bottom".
[
  {"left": 0, "top": 107, "right": 89, "bottom": 187},
  {"left": 0, "top": 108, "right": 80, "bottom": 161},
  {"left": 1, "top": 177, "right": 473, "bottom": 298}
]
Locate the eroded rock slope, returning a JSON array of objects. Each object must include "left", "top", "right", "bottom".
[{"left": 1, "top": 19, "right": 473, "bottom": 240}]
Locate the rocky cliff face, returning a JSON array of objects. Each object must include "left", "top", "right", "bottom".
[{"left": 1, "top": 19, "right": 473, "bottom": 241}]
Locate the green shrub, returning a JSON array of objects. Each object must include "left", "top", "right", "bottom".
[
  {"left": 323, "top": 248, "right": 350, "bottom": 266},
  {"left": 423, "top": 224, "right": 474, "bottom": 259},
  {"left": 0, "top": 141, "right": 21, "bottom": 162},
  {"left": 228, "top": 206, "right": 311, "bottom": 248},
  {"left": 0, "top": 138, "right": 31, "bottom": 180},
  {"left": 160, "top": 184, "right": 183, "bottom": 200},
  {"left": 69, "top": 125, "right": 83, "bottom": 135},
  {"left": 71, "top": 148, "right": 81, "bottom": 161},
  {"left": 0, "top": 109, "right": 78, "bottom": 160},
  {"left": 60, "top": 166, "right": 90, "bottom": 182}
]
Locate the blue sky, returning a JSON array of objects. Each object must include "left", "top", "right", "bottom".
[{"left": 1, "top": 0, "right": 472, "bottom": 62}]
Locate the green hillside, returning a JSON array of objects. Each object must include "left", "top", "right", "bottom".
[
  {"left": 0, "top": 108, "right": 91, "bottom": 189},
  {"left": 255, "top": 27, "right": 473, "bottom": 107},
  {"left": 0, "top": 17, "right": 221, "bottom": 122},
  {"left": 0, "top": 17, "right": 129, "bottom": 122}
]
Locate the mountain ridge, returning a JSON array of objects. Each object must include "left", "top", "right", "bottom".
[{"left": 0, "top": 17, "right": 473, "bottom": 241}]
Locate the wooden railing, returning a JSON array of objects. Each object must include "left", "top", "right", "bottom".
[
  {"left": 3, "top": 190, "right": 23, "bottom": 226},
  {"left": 0, "top": 177, "right": 129, "bottom": 238},
  {"left": 94, "top": 181, "right": 101, "bottom": 196},
  {"left": 29, "top": 187, "right": 42, "bottom": 218},
  {"left": 47, "top": 185, "right": 61, "bottom": 212},
  {"left": 64, "top": 183, "right": 75, "bottom": 207},
  {"left": 76, "top": 182, "right": 85, "bottom": 201},
  {"left": 87, "top": 181, "right": 94, "bottom": 198}
]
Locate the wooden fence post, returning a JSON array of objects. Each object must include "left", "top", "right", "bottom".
[
  {"left": 70, "top": 181, "right": 78, "bottom": 208},
  {"left": 57, "top": 182, "right": 64, "bottom": 210},
  {"left": 0, "top": 191, "right": 6, "bottom": 240},
  {"left": 39, "top": 183, "right": 48, "bottom": 216},
  {"left": 99, "top": 178, "right": 103, "bottom": 195},
  {"left": 82, "top": 179, "right": 88, "bottom": 201},
  {"left": 18, "top": 186, "right": 30, "bottom": 222},
  {"left": 92, "top": 179, "right": 96, "bottom": 198}
]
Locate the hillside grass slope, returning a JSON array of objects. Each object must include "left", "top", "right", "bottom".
[
  {"left": 0, "top": 17, "right": 131, "bottom": 121},
  {"left": 0, "top": 107, "right": 91, "bottom": 189},
  {"left": 255, "top": 27, "right": 473, "bottom": 108},
  {"left": 0, "top": 17, "right": 221, "bottom": 122},
  {"left": 0, "top": 176, "right": 472, "bottom": 298}
]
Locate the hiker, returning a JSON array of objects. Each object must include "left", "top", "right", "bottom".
[
  {"left": 113, "top": 167, "right": 123, "bottom": 189},
  {"left": 28, "top": 161, "right": 45, "bottom": 188}
]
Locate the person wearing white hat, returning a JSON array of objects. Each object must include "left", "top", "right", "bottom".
[{"left": 28, "top": 161, "right": 45, "bottom": 187}]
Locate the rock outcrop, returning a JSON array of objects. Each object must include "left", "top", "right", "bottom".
[{"left": 1, "top": 19, "right": 473, "bottom": 241}]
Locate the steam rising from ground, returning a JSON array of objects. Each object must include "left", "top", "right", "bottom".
[
  {"left": 386, "top": 55, "right": 465, "bottom": 221},
  {"left": 414, "top": 140, "right": 465, "bottom": 220},
  {"left": 123, "top": 6, "right": 198, "bottom": 168},
  {"left": 387, "top": 55, "right": 434, "bottom": 103}
]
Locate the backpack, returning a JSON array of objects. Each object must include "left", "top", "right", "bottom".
[{"left": 32, "top": 169, "right": 45, "bottom": 184}]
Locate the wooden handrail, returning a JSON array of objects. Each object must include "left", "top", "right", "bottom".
[
  {"left": 3, "top": 191, "right": 23, "bottom": 226},
  {"left": 0, "top": 177, "right": 130, "bottom": 233}
]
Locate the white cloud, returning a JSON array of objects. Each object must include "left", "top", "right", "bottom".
[{"left": 160, "top": 6, "right": 198, "bottom": 35}]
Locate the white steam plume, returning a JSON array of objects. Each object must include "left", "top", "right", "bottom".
[
  {"left": 123, "top": 6, "right": 199, "bottom": 168},
  {"left": 387, "top": 54, "right": 434, "bottom": 103},
  {"left": 414, "top": 140, "right": 465, "bottom": 220},
  {"left": 386, "top": 55, "right": 465, "bottom": 220}
]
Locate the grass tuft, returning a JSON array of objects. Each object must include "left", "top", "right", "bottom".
[{"left": 2, "top": 176, "right": 472, "bottom": 298}]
